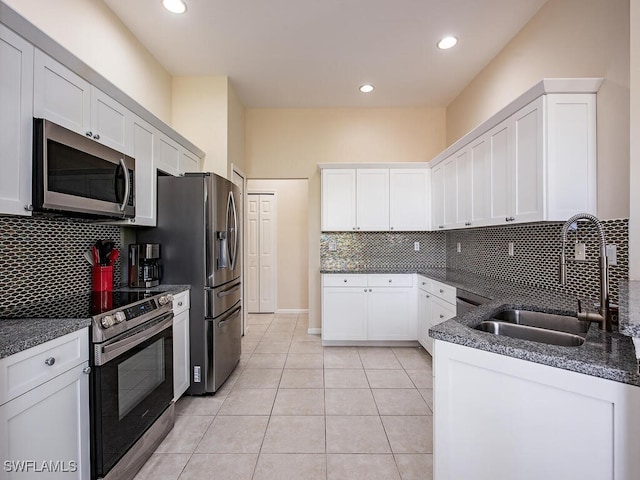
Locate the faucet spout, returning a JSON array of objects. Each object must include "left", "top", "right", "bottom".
[{"left": 559, "top": 213, "right": 612, "bottom": 332}]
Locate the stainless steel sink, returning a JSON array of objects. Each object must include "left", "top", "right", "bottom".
[
  {"left": 475, "top": 309, "right": 589, "bottom": 347},
  {"left": 492, "top": 309, "right": 589, "bottom": 335}
]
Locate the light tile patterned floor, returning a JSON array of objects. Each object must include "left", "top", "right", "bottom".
[{"left": 134, "top": 312, "right": 434, "bottom": 480}]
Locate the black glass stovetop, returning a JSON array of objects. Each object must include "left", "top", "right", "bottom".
[{"left": 0, "top": 290, "right": 167, "bottom": 320}]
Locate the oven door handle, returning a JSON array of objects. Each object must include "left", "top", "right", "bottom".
[{"left": 98, "top": 313, "right": 173, "bottom": 365}]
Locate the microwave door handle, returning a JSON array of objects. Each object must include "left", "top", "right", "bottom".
[{"left": 118, "top": 158, "right": 130, "bottom": 212}]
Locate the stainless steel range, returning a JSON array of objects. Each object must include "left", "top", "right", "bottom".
[{"left": 88, "top": 290, "right": 175, "bottom": 480}]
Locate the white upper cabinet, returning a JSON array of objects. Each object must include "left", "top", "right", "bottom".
[
  {"left": 34, "top": 50, "right": 133, "bottom": 155},
  {"left": 432, "top": 86, "right": 597, "bottom": 230},
  {"left": 131, "top": 116, "right": 157, "bottom": 226},
  {"left": 390, "top": 168, "right": 430, "bottom": 231},
  {"left": 356, "top": 169, "right": 389, "bottom": 231},
  {"left": 155, "top": 133, "right": 181, "bottom": 176},
  {"left": 179, "top": 148, "right": 200, "bottom": 175},
  {"left": 322, "top": 166, "right": 430, "bottom": 232},
  {"left": 321, "top": 169, "right": 357, "bottom": 231},
  {"left": 0, "top": 24, "right": 33, "bottom": 217}
]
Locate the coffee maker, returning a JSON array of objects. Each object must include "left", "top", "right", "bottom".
[{"left": 128, "top": 244, "right": 161, "bottom": 288}]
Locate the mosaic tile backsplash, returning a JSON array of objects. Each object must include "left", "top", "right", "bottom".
[
  {"left": 446, "top": 219, "right": 629, "bottom": 304},
  {"left": 321, "top": 231, "right": 447, "bottom": 271},
  {"left": 320, "top": 219, "right": 629, "bottom": 304},
  {"left": 0, "top": 215, "right": 123, "bottom": 310}
]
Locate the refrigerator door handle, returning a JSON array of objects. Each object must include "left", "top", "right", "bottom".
[
  {"left": 227, "top": 191, "right": 238, "bottom": 270},
  {"left": 217, "top": 231, "right": 229, "bottom": 269}
]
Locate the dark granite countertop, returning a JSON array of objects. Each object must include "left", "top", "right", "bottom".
[
  {"left": 619, "top": 280, "right": 640, "bottom": 337},
  {"left": 0, "top": 284, "right": 190, "bottom": 360},
  {"left": 321, "top": 268, "right": 640, "bottom": 387}
]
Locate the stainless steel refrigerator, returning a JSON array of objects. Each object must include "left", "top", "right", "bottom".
[{"left": 138, "top": 173, "right": 241, "bottom": 394}]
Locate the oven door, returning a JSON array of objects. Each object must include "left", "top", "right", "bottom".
[
  {"left": 33, "top": 118, "right": 135, "bottom": 219},
  {"left": 91, "top": 313, "right": 173, "bottom": 479}
]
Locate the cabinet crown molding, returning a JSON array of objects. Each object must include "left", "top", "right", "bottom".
[
  {"left": 429, "top": 77, "right": 603, "bottom": 168},
  {"left": 318, "top": 162, "right": 430, "bottom": 170}
]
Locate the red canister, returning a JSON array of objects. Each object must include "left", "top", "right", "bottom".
[{"left": 92, "top": 265, "right": 114, "bottom": 292}]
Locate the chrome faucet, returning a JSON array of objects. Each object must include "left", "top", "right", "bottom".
[{"left": 559, "top": 213, "right": 612, "bottom": 332}]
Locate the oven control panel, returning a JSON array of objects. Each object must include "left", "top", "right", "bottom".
[{"left": 124, "top": 300, "right": 157, "bottom": 320}]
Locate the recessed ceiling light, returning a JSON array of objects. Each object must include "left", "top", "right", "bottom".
[
  {"left": 162, "top": 0, "right": 187, "bottom": 14},
  {"left": 437, "top": 36, "right": 458, "bottom": 50},
  {"left": 359, "top": 84, "right": 375, "bottom": 93}
]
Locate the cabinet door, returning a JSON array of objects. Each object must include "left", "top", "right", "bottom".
[
  {"left": 179, "top": 148, "right": 200, "bottom": 174},
  {"left": 389, "top": 169, "right": 430, "bottom": 231},
  {"left": 155, "top": 133, "right": 180, "bottom": 176},
  {"left": 356, "top": 169, "right": 389, "bottom": 231},
  {"left": 431, "top": 296, "right": 456, "bottom": 327},
  {"left": 469, "top": 136, "right": 489, "bottom": 226},
  {"left": 431, "top": 163, "right": 445, "bottom": 231},
  {"left": 455, "top": 148, "right": 470, "bottom": 227},
  {"left": 321, "top": 169, "right": 356, "bottom": 231},
  {"left": 322, "top": 287, "right": 368, "bottom": 340},
  {"left": 0, "top": 25, "right": 33, "bottom": 216},
  {"left": 487, "top": 122, "right": 511, "bottom": 224},
  {"left": 442, "top": 156, "right": 458, "bottom": 228},
  {"left": 512, "top": 97, "right": 543, "bottom": 223},
  {"left": 0, "top": 363, "right": 90, "bottom": 479},
  {"left": 418, "top": 290, "right": 433, "bottom": 354},
  {"left": 173, "top": 309, "right": 190, "bottom": 401},
  {"left": 368, "top": 287, "right": 416, "bottom": 341},
  {"left": 90, "top": 87, "right": 132, "bottom": 154},
  {"left": 131, "top": 117, "right": 157, "bottom": 226},
  {"left": 34, "top": 50, "right": 91, "bottom": 135}
]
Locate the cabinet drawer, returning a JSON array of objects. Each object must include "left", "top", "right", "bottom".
[
  {"left": 368, "top": 274, "right": 414, "bottom": 288},
  {"left": 431, "top": 297, "right": 457, "bottom": 326},
  {"left": 173, "top": 290, "right": 190, "bottom": 315},
  {"left": 323, "top": 274, "right": 368, "bottom": 287},
  {"left": 428, "top": 280, "right": 456, "bottom": 305},
  {"left": 417, "top": 276, "right": 432, "bottom": 293},
  {"left": 0, "top": 328, "right": 88, "bottom": 405}
]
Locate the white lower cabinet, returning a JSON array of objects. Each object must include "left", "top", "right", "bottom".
[
  {"left": 172, "top": 290, "right": 191, "bottom": 401},
  {"left": 434, "top": 340, "right": 640, "bottom": 480},
  {"left": 0, "top": 328, "right": 90, "bottom": 479},
  {"left": 322, "top": 274, "right": 416, "bottom": 342},
  {"left": 417, "top": 275, "right": 456, "bottom": 355}
]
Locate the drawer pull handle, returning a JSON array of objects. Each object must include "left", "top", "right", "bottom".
[
  {"left": 426, "top": 294, "right": 430, "bottom": 298},
  {"left": 388, "top": 279, "right": 392, "bottom": 283},
  {"left": 44, "top": 357, "right": 55, "bottom": 366},
  {"left": 422, "top": 282, "right": 426, "bottom": 285},
  {"left": 364, "top": 289, "right": 367, "bottom": 292},
  {"left": 439, "top": 314, "right": 444, "bottom": 319},
  {"left": 344, "top": 279, "right": 347, "bottom": 283},
  {"left": 439, "top": 289, "right": 444, "bottom": 293},
  {"left": 369, "top": 289, "right": 372, "bottom": 292},
  {"left": 83, "top": 366, "right": 92, "bottom": 374},
  {"left": 178, "top": 301, "right": 184, "bottom": 307}
]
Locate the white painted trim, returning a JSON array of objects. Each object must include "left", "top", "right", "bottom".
[
  {"left": 429, "top": 77, "right": 604, "bottom": 168},
  {"left": 307, "top": 328, "right": 322, "bottom": 335},
  {"left": 318, "top": 162, "right": 430, "bottom": 170},
  {"left": 276, "top": 309, "right": 309, "bottom": 314}
]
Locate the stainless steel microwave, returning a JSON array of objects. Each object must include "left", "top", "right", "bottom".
[{"left": 32, "top": 118, "right": 135, "bottom": 219}]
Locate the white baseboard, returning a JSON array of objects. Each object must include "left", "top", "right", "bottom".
[
  {"left": 276, "top": 309, "right": 309, "bottom": 314},
  {"left": 307, "top": 328, "right": 321, "bottom": 335}
]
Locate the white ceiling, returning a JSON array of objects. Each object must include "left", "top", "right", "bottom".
[{"left": 103, "top": 0, "right": 548, "bottom": 108}]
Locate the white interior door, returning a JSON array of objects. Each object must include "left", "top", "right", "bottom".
[{"left": 246, "top": 193, "right": 277, "bottom": 313}]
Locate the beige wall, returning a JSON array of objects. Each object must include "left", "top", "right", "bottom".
[
  {"left": 244, "top": 107, "right": 446, "bottom": 329},
  {"left": 228, "top": 82, "right": 247, "bottom": 176},
  {"left": 172, "top": 76, "right": 229, "bottom": 176},
  {"left": 246, "top": 179, "right": 309, "bottom": 310},
  {"left": 446, "top": 0, "right": 630, "bottom": 220},
  {"left": 3, "top": 0, "right": 172, "bottom": 123},
  {"left": 631, "top": 0, "right": 640, "bottom": 279}
]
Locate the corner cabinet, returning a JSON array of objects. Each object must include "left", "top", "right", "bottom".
[
  {"left": 172, "top": 290, "right": 191, "bottom": 402},
  {"left": 434, "top": 340, "right": 640, "bottom": 480},
  {"left": 322, "top": 274, "right": 417, "bottom": 343},
  {"left": 0, "top": 24, "right": 34, "bottom": 217},
  {"left": 0, "top": 328, "right": 90, "bottom": 479},
  {"left": 321, "top": 166, "right": 430, "bottom": 232},
  {"left": 431, "top": 90, "right": 597, "bottom": 229}
]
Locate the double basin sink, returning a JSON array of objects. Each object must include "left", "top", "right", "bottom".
[{"left": 475, "top": 309, "right": 590, "bottom": 347}]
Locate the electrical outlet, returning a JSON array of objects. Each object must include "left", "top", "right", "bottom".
[
  {"left": 606, "top": 244, "right": 617, "bottom": 266},
  {"left": 574, "top": 243, "right": 586, "bottom": 261},
  {"left": 457, "top": 242, "right": 461, "bottom": 253},
  {"left": 414, "top": 242, "right": 420, "bottom": 252},
  {"left": 508, "top": 242, "right": 514, "bottom": 256},
  {"left": 328, "top": 240, "right": 337, "bottom": 251}
]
